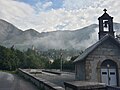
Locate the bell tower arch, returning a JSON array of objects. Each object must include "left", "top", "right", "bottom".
[{"left": 98, "top": 9, "right": 114, "bottom": 40}]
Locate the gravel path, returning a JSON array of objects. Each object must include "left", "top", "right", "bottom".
[{"left": 0, "top": 72, "right": 39, "bottom": 90}]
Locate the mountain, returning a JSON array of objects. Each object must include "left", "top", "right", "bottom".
[
  {"left": 0, "top": 20, "right": 40, "bottom": 49},
  {"left": 0, "top": 19, "right": 22, "bottom": 42},
  {"left": 0, "top": 19, "right": 120, "bottom": 50}
]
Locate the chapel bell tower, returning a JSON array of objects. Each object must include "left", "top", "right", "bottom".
[{"left": 98, "top": 9, "right": 114, "bottom": 40}]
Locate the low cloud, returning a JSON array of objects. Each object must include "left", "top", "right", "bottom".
[{"left": 16, "top": 26, "right": 98, "bottom": 51}]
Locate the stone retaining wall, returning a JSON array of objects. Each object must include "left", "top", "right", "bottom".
[
  {"left": 64, "top": 81, "right": 106, "bottom": 90},
  {"left": 17, "top": 68, "right": 65, "bottom": 90}
]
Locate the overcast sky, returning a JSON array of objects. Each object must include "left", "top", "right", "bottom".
[{"left": 0, "top": 0, "right": 120, "bottom": 32}]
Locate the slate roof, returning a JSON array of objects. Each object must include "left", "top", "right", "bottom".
[{"left": 73, "top": 34, "right": 120, "bottom": 63}]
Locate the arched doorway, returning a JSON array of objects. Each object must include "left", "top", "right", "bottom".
[{"left": 101, "top": 59, "right": 118, "bottom": 86}]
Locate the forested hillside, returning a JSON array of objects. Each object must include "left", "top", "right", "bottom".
[
  {"left": 0, "top": 45, "right": 77, "bottom": 71},
  {"left": 0, "top": 45, "right": 49, "bottom": 70}
]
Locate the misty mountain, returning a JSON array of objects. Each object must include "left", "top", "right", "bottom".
[
  {"left": 0, "top": 19, "right": 22, "bottom": 41},
  {"left": 0, "top": 19, "right": 120, "bottom": 51}
]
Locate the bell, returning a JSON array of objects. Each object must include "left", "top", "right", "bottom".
[
  {"left": 104, "top": 21, "right": 108, "bottom": 28},
  {"left": 104, "top": 23, "right": 107, "bottom": 28}
]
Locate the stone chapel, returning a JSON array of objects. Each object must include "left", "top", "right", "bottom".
[{"left": 74, "top": 9, "right": 120, "bottom": 86}]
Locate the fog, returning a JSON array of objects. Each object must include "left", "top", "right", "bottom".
[{"left": 19, "top": 27, "right": 99, "bottom": 51}]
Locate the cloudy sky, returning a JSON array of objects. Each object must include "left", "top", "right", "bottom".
[{"left": 0, "top": 0, "right": 120, "bottom": 32}]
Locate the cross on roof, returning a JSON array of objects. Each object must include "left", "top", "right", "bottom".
[{"left": 103, "top": 9, "right": 107, "bottom": 13}]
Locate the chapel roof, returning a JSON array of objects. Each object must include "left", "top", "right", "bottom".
[{"left": 73, "top": 34, "right": 120, "bottom": 63}]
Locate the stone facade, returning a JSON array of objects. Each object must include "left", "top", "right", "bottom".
[
  {"left": 87, "top": 39, "right": 120, "bottom": 82},
  {"left": 75, "top": 38, "right": 120, "bottom": 86}
]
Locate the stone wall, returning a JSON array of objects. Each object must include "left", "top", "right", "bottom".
[
  {"left": 85, "top": 39, "right": 120, "bottom": 85},
  {"left": 18, "top": 68, "right": 64, "bottom": 90},
  {"left": 64, "top": 81, "right": 106, "bottom": 90},
  {"left": 18, "top": 68, "right": 118, "bottom": 90},
  {"left": 75, "top": 61, "right": 85, "bottom": 80}
]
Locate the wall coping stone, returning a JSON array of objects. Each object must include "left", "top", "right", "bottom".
[{"left": 64, "top": 81, "right": 106, "bottom": 89}]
